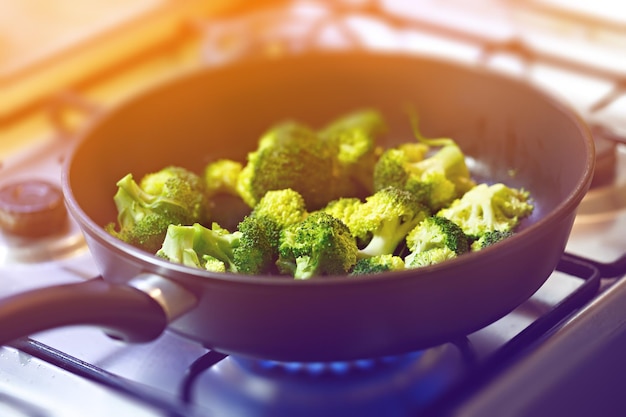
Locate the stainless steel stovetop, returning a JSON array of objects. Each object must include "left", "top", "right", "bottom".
[{"left": 2, "top": 1, "right": 626, "bottom": 416}]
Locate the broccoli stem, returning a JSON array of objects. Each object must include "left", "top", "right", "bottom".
[
  {"left": 358, "top": 217, "right": 415, "bottom": 258},
  {"left": 294, "top": 256, "right": 316, "bottom": 280}
]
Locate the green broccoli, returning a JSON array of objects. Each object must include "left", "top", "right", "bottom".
[
  {"left": 242, "top": 188, "right": 310, "bottom": 272},
  {"left": 238, "top": 188, "right": 309, "bottom": 274},
  {"left": 404, "top": 215, "right": 470, "bottom": 268},
  {"left": 406, "top": 247, "right": 458, "bottom": 268},
  {"left": 324, "top": 187, "right": 429, "bottom": 259},
  {"left": 250, "top": 188, "right": 308, "bottom": 231},
  {"left": 350, "top": 254, "right": 405, "bottom": 275},
  {"left": 203, "top": 255, "right": 228, "bottom": 273},
  {"left": 437, "top": 183, "right": 534, "bottom": 240},
  {"left": 108, "top": 109, "right": 537, "bottom": 278},
  {"left": 105, "top": 166, "right": 209, "bottom": 252},
  {"left": 156, "top": 188, "right": 310, "bottom": 275},
  {"left": 236, "top": 121, "right": 341, "bottom": 210},
  {"left": 321, "top": 197, "right": 362, "bottom": 233},
  {"left": 204, "top": 159, "right": 243, "bottom": 198},
  {"left": 156, "top": 219, "right": 279, "bottom": 274},
  {"left": 319, "top": 108, "right": 386, "bottom": 197},
  {"left": 373, "top": 116, "right": 475, "bottom": 212},
  {"left": 232, "top": 215, "right": 277, "bottom": 274},
  {"left": 154, "top": 223, "right": 205, "bottom": 269},
  {"left": 202, "top": 159, "right": 252, "bottom": 231},
  {"left": 470, "top": 229, "right": 515, "bottom": 251},
  {"left": 156, "top": 223, "right": 241, "bottom": 271},
  {"left": 276, "top": 211, "right": 358, "bottom": 279}
]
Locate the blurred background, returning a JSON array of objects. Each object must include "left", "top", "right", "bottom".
[{"left": 2, "top": 0, "right": 625, "bottom": 160}]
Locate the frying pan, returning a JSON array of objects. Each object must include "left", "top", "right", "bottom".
[{"left": 0, "top": 52, "right": 594, "bottom": 362}]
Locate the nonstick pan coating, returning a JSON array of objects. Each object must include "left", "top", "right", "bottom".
[{"left": 4, "top": 52, "right": 596, "bottom": 362}]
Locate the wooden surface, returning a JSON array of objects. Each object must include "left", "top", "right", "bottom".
[
  {"left": 0, "top": 0, "right": 166, "bottom": 77},
  {"left": 0, "top": 0, "right": 245, "bottom": 119}
]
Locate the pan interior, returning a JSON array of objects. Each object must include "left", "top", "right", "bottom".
[{"left": 68, "top": 52, "right": 591, "bottom": 245}]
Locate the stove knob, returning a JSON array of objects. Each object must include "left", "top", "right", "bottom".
[{"left": 0, "top": 179, "right": 67, "bottom": 237}]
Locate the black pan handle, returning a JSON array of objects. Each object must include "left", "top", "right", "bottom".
[{"left": 0, "top": 277, "right": 168, "bottom": 346}]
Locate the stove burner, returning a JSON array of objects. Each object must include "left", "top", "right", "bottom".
[
  {"left": 255, "top": 355, "right": 415, "bottom": 376},
  {"left": 187, "top": 345, "right": 465, "bottom": 417}
]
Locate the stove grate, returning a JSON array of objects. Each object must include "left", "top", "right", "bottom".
[
  {"left": 7, "top": 338, "right": 196, "bottom": 417},
  {"left": 419, "top": 251, "right": 605, "bottom": 416},
  {"left": 5, "top": 251, "right": 614, "bottom": 416}
]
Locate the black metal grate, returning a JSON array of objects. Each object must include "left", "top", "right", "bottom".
[
  {"left": 7, "top": 339, "right": 196, "bottom": 417},
  {"left": 418, "top": 252, "right": 605, "bottom": 416}
]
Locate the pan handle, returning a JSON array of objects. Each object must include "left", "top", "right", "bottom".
[{"left": 0, "top": 273, "right": 196, "bottom": 346}]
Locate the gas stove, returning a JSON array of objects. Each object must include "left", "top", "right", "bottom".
[{"left": 2, "top": 1, "right": 626, "bottom": 416}]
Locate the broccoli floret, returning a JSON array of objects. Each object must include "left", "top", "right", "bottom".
[
  {"left": 437, "top": 183, "right": 534, "bottom": 239},
  {"left": 154, "top": 223, "right": 205, "bottom": 268},
  {"left": 241, "top": 186, "right": 309, "bottom": 274},
  {"left": 140, "top": 166, "right": 208, "bottom": 221},
  {"left": 373, "top": 116, "right": 475, "bottom": 212},
  {"left": 319, "top": 108, "right": 386, "bottom": 197},
  {"left": 203, "top": 255, "right": 228, "bottom": 273},
  {"left": 350, "top": 254, "right": 405, "bottom": 275},
  {"left": 232, "top": 215, "right": 277, "bottom": 274},
  {"left": 236, "top": 121, "right": 341, "bottom": 210},
  {"left": 156, "top": 223, "right": 241, "bottom": 271},
  {"left": 156, "top": 218, "right": 285, "bottom": 275},
  {"left": 106, "top": 166, "right": 208, "bottom": 252},
  {"left": 321, "top": 197, "right": 362, "bottom": 233},
  {"left": 156, "top": 189, "right": 310, "bottom": 275},
  {"left": 373, "top": 142, "right": 475, "bottom": 212},
  {"left": 276, "top": 212, "right": 358, "bottom": 279},
  {"left": 202, "top": 159, "right": 252, "bottom": 231},
  {"left": 235, "top": 110, "right": 387, "bottom": 211},
  {"left": 337, "top": 187, "right": 430, "bottom": 259},
  {"left": 404, "top": 215, "right": 470, "bottom": 267},
  {"left": 406, "top": 246, "right": 458, "bottom": 268},
  {"left": 406, "top": 215, "right": 470, "bottom": 255},
  {"left": 250, "top": 188, "right": 308, "bottom": 231},
  {"left": 204, "top": 159, "right": 243, "bottom": 198},
  {"left": 322, "top": 187, "right": 430, "bottom": 258},
  {"left": 470, "top": 229, "right": 515, "bottom": 251},
  {"left": 238, "top": 188, "right": 309, "bottom": 272}
]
